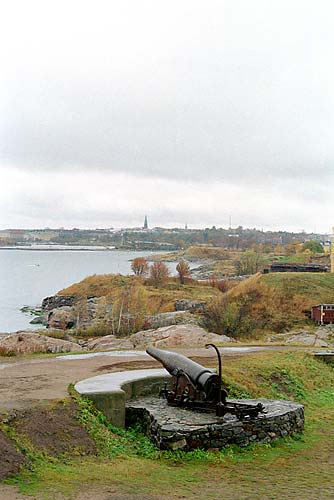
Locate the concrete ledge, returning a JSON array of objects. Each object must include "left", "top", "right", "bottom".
[
  {"left": 313, "top": 352, "right": 334, "bottom": 366},
  {"left": 74, "top": 369, "right": 171, "bottom": 428}
]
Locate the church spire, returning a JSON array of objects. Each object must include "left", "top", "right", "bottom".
[{"left": 143, "top": 215, "right": 148, "bottom": 230}]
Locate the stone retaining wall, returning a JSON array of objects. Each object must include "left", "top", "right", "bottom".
[{"left": 126, "top": 397, "right": 304, "bottom": 450}]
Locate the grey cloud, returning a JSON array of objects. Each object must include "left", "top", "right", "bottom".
[
  {"left": 1, "top": 0, "right": 334, "bottom": 232},
  {"left": 2, "top": 1, "right": 334, "bottom": 185},
  {"left": 2, "top": 74, "right": 333, "bottom": 184}
]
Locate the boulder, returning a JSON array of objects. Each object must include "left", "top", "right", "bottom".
[
  {"left": 266, "top": 327, "right": 334, "bottom": 347},
  {"left": 83, "top": 325, "right": 234, "bottom": 351},
  {"left": 84, "top": 334, "right": 140, "bottom": 351},
  {"left": 30, "top": 316, "right": 48, "bottom": 326},
  {"left": 42, "top": 295, "right": 76, "bottom": 311},
  {"left": 47, "top": 307, "right": 76, "bottom": 330},
  {"left": 285, "top": 333, "right": 328, "bottom": 347},
  {"left": 45, "top": 297, "right": 108, "bottom": 330},
  {"left": 144, "top": 311, "right": 199, "bottom": 329},
  {"left": 174, "top": 299, "right": 207, "bottom": 313},
  {"left": 84, "top": 335, "right": 117, "bottom": 350},
  {"left": 0, "top": 332, "right": 83, "bottom": 355}
]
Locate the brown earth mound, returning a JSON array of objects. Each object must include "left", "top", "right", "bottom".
[
  {"left": 0, "top": 429, "right": 25, "bottom": 480},
  {"left": 12, "top": 401, "right": 97, "bottom": 457}
]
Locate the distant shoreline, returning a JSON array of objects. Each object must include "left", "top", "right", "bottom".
[{"left": 0, "top": 246, "right": 116, "bottom": 251}]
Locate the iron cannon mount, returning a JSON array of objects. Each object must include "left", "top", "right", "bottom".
[{"left": 146, "top": 344, "right": 265, "bottom": 420}]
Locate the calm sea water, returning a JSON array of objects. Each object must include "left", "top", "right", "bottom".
[{"left": 0, "top": 249, "right": 175, "bottom": 333}]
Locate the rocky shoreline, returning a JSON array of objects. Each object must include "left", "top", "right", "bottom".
[
  {"left": 2, "top": 320, "right": 334, "bottom": 357},
  {"left": 24, "top": 294, "right": 209, "bottom": 332},
  {"left": 4, "top": 282, "right": 334, "bottom": 356},
  {"left": 0, "top": 325, "right": 234, "bottom": 356},
  {"left": 0, "top": 291, "right": 233, "bottom": 355}
]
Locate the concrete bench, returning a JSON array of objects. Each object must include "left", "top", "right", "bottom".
[{"left": 74, "top": 369, "right": 170, "bottom": 428}]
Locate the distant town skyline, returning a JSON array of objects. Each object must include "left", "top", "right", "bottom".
[
  {"left": 0, "top": 221, "right": 330, "bottom": 236},
  {"left": 1, "top": 1, "right": 334, "bottom": 233}
]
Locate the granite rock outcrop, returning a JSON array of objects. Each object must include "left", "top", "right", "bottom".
[
  {"left": 0, "top": 332, "right": 84, "bottom": 355},
  {"left": 84, "top": 324, "right": 234, "bottom": 350}
]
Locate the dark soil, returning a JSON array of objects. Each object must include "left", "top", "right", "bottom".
[
  {"left": 0, "top": 429, "right": 25, "bottom": 480},
  {"left": 269, "top": 372, "right": 295, "bottom": 397},
  {"left": 12, "top": 400, "right": 97, "bottom": 457}
]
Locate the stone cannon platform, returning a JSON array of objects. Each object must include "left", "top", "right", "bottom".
[
  {"left": 75, "top": 368, "right": 304, "bottom": 450},
  {"left": 126, "top": 396, "right": 304, "bottom": 451}
]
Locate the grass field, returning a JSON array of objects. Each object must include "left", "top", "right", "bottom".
[
  {"left": 262, "top": 272, "right": 334, "bottom": 304},
  {"left": 3, "top": 350, "right": 334, "bottom": 499}
]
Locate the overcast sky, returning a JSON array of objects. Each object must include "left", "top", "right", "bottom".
[{"left": 1, "top": 0, "right": 333, "bottom": 232}]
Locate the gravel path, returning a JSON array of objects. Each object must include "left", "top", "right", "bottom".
[{"left": 0, "top": 345, "right": 302, "bottom": 413}]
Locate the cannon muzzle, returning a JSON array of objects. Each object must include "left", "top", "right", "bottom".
[{"left": 146, "top": 346, "right": 220, "bottom": 399}]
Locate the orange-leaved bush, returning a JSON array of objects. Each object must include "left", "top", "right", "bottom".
[{"left": 149, "top": 261, "right": 170, "bottom": 287}]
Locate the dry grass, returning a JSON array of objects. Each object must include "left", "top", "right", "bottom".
[
  {"left": 209, "top": 272, "right": 334, "bottom": 337},
  {"left": 58, "top": 273, "right": 134, "bottom": 297},
  {"left": 58, "top": 274, "right": 221, "bottom": 316},
  {"left": 0, "top": 346, "right": 16, "bottom": 357},
  {"left": 150, "top": 245, "right": 233, "bottom": 262}
]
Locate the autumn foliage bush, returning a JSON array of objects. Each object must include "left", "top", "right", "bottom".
[
  {"left": 204, "top": 276, "right": 309, "bottom": 338},
  {"left": 149, "top": 261, "right": 170, "bottom": 287},
  {"left": 131, "top": 257, "right": 149, "bottom": 276},
  {"left": 176, "top": 259, "right": 191, "bottom": 284}
]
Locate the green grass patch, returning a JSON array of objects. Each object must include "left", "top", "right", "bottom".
[{"left": 261, "top": 272, "right": 334, "bottom": 303}]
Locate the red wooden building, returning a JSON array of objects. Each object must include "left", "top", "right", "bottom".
[{"left": 311, "top": 304, "right": 334, "bottom": 324}]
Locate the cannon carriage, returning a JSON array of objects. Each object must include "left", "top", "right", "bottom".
[{"left": 146, "top": 345, "right": 265, "bottom": 419}]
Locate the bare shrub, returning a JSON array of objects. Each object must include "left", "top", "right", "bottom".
[
  {"left": 149, "top": 261, "right": 170, "bottom": 288},
  {"left": 112, "top": 282, "right": 149, "bottom": 336},
  {"left": 235, "top": 250, "right": 261, "bottom": 275},
  {"left": 0, "top": 346, "right": 16, "bottom": 357},
  {"left": 176, "top": 259, "right": 191, "bottom": 284},
  {"left": 216, "top": 280, "right": 229, "bottom": 293},
  {"left": 131, "top": 257, "right": 149, "bottom": 276}
]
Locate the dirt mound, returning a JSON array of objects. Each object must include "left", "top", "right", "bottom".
[
  {"left": 0, "top": 401, "right": 96, "bottom": 480},
  {"left": 13, "top": 401, "right": 97, "bottom": 457},
  {"left": 0, "top": 429, "right": 25, "bottom": 480}
]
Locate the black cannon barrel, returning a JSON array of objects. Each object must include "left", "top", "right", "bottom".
[{"left": 146, "top": 346, "right": 220, "bottom": 396}]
